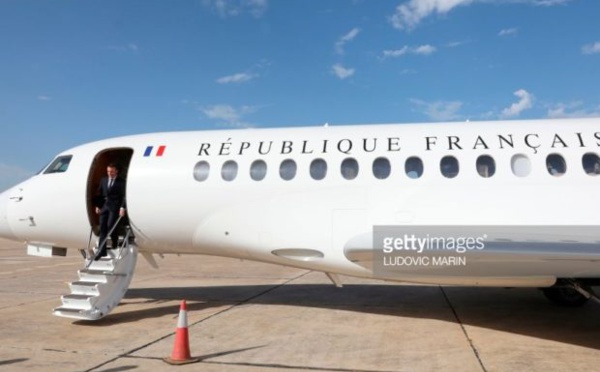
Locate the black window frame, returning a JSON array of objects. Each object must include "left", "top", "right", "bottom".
[{"left": 43, "top": 155, "right": 73, "bottom": 174}]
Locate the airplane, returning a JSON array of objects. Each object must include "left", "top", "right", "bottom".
[{"left": 1, "top": 117, "right": 600, "bottom": 320}]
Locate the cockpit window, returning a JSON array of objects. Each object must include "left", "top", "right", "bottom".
[
  {"left": 36, "top": 160, "right": 52, "bottom": 175},
  {"left": 43, "top": 155, "right": 72, "bottom": 174}
]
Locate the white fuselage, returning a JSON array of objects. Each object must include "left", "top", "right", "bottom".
[{"left": 1, "top": 118, "right": 600, "bottom": 287}]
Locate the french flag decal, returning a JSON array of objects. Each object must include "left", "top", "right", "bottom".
[{"left": 144, "top": 145, "right": 166, "bottom": 157}]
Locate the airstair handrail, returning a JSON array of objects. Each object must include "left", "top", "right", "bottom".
[
  {"left": 115, "top": 227, "right": 133, "bottom": 262},
  {"left": 86, "top": 215, "right": 123, "bottom": 268},
  {"left": 85, "top": 227, "right": 94, "bottom": 257}
]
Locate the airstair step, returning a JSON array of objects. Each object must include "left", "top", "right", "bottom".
[
  {"left": 91, "top": 247, "right": 125, "bottom": 256},
  {"left": 69, "top": 281, "right": 101, "bottom": 296},
  {"left": 88, "top": 257, "right": 116, "bottom": 271},
  {"left": 52, "top": 307, "right": 103, "bottom": 321},
  {"left": 71, "top": 281, "right": 97, "bottom": 287},
  {"left": 61, "top": 294, "right": 97, "bottom": 310},
  {"left": 78, "top": 269, "right": 124, "bottom": 282},
  {"left": 107, "top": 248, "right": 125, "bottom": 257},
  {"left": 54, "top": 243, "right": 138, "bottom": 321},
  {"left": 53, "top": 307, "right": 84, "bottom": 314}
]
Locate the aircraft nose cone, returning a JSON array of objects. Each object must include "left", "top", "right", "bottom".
[{"left": 0, "top": 190, "right": 16, "bottom": 241}]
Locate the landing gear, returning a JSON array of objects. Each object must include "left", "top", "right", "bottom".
[{"left": 542, "top": 279, "right": 599, "bottom": 307}]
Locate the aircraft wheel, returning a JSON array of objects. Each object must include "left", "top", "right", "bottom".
[{"left": 542, "top": 286, "right": 591, "bottom": 307}]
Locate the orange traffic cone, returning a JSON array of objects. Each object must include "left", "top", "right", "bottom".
[{"left": 163, "top": 300, "right": 200, "bottom": 365}]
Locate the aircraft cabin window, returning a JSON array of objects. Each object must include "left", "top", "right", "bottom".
[
  {"left": 221, "top": 160, "right": 238, "bottom": 181},
  {"left": 546, "top": 154, "right": 566, "bottom": 177},
  {"left": 582, "top": 153, "right": 600, "bottom": 176},
  {"left": 341, "top": 158, "right": 359, "bottom": 180},
  {"left": 43, "top": 155, "right": 73, "bottom": 174},
  {"left": 250, "top": 160, "right": 267, "bottom": 181},
  {"left": 373, "top": 157, "right": 391, "bottom": 180},
  {"left": 405, "top": 157, "right": 423, "bottom": 179},
  {"left": 511, "top": 154, "right": 531, "bottom": 177},
  {"left": 280, "top": 159, "right": 297, "bottom": 181},
  {"left": 310, "top": 158, "right": 327, "bottom": 180},
  {"left": 440, "top": 156, "right": 459, "bottom": 178},
  {"left": 193, "top": 161, "right": 210, "bottom": 182},
  {"left": 476, "top": 155, "right": 496, "bottom": 178}
]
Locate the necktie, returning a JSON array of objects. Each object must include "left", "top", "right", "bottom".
[{"left": 108, "top": 178, "right": 114, "bottom": 190}]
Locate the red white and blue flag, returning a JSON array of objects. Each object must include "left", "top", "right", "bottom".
[{"left": 144, "top": 145, "right": 166, "bottom": 157}]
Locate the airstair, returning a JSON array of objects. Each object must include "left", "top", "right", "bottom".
[{"left": 53, "top": 227, "right": 138, "bottom": 320}]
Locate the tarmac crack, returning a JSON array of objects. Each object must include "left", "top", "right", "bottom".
[
  {"left": 439, "top": 286, "right": 488, "bottom": 372},
  {"left": 84, "top": 270, "right": 312, "bottom": 372}
]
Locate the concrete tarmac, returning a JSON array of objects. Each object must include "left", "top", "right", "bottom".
[{"left": 1, "top": 237, "right": 599, "bottom": 372}]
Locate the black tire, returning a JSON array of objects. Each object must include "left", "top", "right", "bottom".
[{"left": 542, "top": 286, "right": 591, "bottom": 307}]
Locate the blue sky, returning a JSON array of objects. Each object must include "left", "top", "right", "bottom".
[{"left": 1, "top": 0, "right": 599, "bottom": 190}]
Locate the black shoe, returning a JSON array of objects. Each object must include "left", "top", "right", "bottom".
[{"left": 94, "top": 251, "right": 107, "bottom": 261}]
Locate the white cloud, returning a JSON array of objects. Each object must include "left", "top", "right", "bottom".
[
  {"left": 501, "top": 89, "right": 534, "bottom": 118},
  {"left": 0, "top": 163, "right": 33, "bottom": 192},
  {"left": 383, "top": 46, "right": 409, "bottom": 58},
  {"left": 382, "top": 45, "right": 436, "bottom": 59},
  {"left": 203, "top": 0, "right": 268, "bottom": 18},
  {"left": 216, "top": 60, "right": 270, "bottom": 84},
  {"left": 547, "top": 101, "right": 600, "bottom": 118},
  {"left": 331, "top": 64, "right": 355, "bottom": 79},
  {"left": 199, "top": 104, "right": 257, "bottom": 127},
  {"left": 582, "top": 42, "right": 600, "bottom": 55},
  {"left": 390, "top": 0, "right": 475, "bottom": 31},
  {"left": 37, "top": 95, "right": 51, "bottom": 101},
  {"left": 410, "top": 99, "right": 463, "bottom": 121},
  {"left": 334, "top": 28, "right": 361, "bottom": 54},
  {"left": 216, "top": 72, "right": 257, "bottom": 84},
  {"left": 498, "top": 27, "right": 518, "bottom": 36},
  {"left": 446, "top": 40, "right": 469, "bottom": 48},
  {"left": 390, "top": 0, "right": 573, "bottom": 31},
  {"left": 413, "top": 44, "right": 437, "bottom": 55},
  {"left": 247, "top": 0, "right": 268, "bottom": 17},
  {"left": 530, "top": 0, "right": 572, "bottom": 5}
]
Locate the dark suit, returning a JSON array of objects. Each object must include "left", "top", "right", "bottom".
[{"left": 97, "top": 176, "right": 126, "bottom": 254}]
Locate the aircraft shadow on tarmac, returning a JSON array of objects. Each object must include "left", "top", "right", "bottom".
[{"left": 84, "top": 284, "right": 600, "bottom": 350}]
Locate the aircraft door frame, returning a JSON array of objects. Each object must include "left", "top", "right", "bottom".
[{"left": 86, "top": 148, "right": 133, "bottom": 236}]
